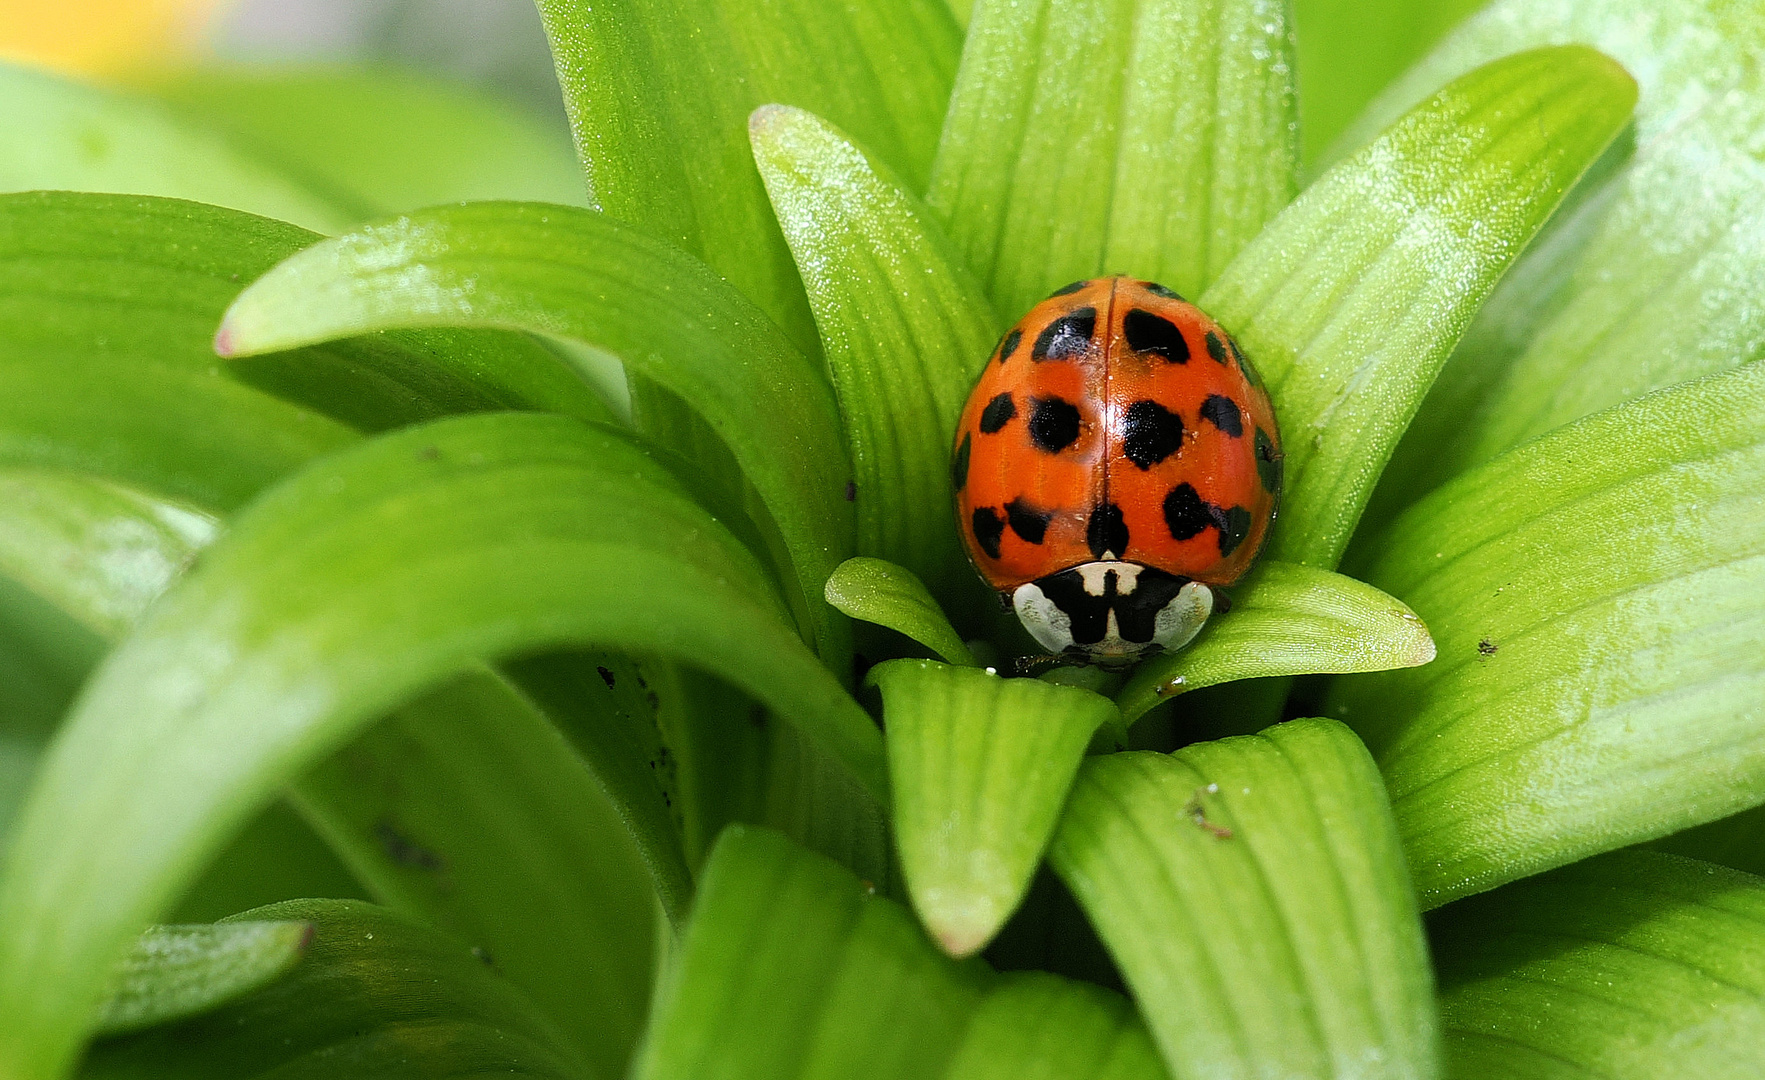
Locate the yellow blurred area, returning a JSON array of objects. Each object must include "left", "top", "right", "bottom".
[{"left": 0, "top": 0, "right": 231, "bottom": 74}]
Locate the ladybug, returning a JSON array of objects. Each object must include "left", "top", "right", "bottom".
[{"left": 952, "top": 276, "right": 1282, "bottom": 670}]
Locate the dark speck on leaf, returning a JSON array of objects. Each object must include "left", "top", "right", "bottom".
[
  {"left": 471, "top": 946, "right": 497, "bottom": 968},
  {"left": 845, "top": 480, "right": 857, "bottom": 502},
  {"left": 1478, "top": 639, "right": 1499, "bottom": 658},
  {"left": 419, "top": 446, "right": 440, "bottom": 461},
  {"left": 374, "top": 820, "right": 445, "bottom": 871},
  {"left": 597, "top": 665, "right": 616, "bottom": 688}
]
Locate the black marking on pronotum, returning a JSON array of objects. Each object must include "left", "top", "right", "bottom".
[
  {"left": 972, "top": 506, "right": 1005, "bottom": 559},
  {"left": 1204, "top": 330, "right": 1229, "bottom": 364},
  {"left": 1213, "top": 504, "right": 1252, "bottom": 557},
  {"left": 1005, "top": 497, "right": 1053, "bottom": 544},
  {"left": 951, "top": 432, "right": 972, "bottom": 492},
  {"left": 1255, "top": 428, "right": 1282, "bottom": 494},
  {"left": 1138, "top": 280, "right": 1183, "bottom": 300},
  {"left": 1200, "top": 394, "right": 1243, "bottom": 437},
  {"left": 979, "top": 392, "right": 1016, "bottom": 433},
  {"left": 1031, "top": 308, "right": 1096, "bottom": 361},
  {"left": 1048, "top": 280, "right": 1091, "bottom": 296},
  {"left": 1033, "top": 565, "right": 1189, "bottom": 646},
  {"left": 1122, "top": 399, "right": 1184, "bottom": 468},
  {"left": 1086, "top": 502, "right": 1129, "bottom": 559},
  {"left": 996, "top": 328, "right": 1022, "bottom": 365},
  {"left": 1163, "top": 483, "right": 1212, "bottom": 541},
  {"left": 1028, "top": 396, "right": 1082, "bottom": 453},
  {"left": 1124, "top": 309, "right": 1190, "bottom": 363}
]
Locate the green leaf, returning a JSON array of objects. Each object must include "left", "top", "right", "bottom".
[
  {"left": 0, "top": 413, "right": 885, "bottom": 1080},
  {"left": 930, "top": 0, "right": 1297, "bottom": 313},
  {"left": 0, "top": 62, "right": 348, "bottom": 234},
  {"left": 825, "top": 558, "right": 975, "bottom": 667},
  {"left": 136, "top": 63, "right": 588, "bottom": 218},
  {"left": 290, "top": 669, "right": 662, "bottom": 1077},
  {"left": 80, "top": 900, "right": 587, "bottom": 1080},
  {"left": 1201, "top": 45, "right": 1636, "bottom": 570},
  {"left": 1116, "top": 561, "right": 1436, "bottom": 724},
  {"left": 1431, "top": 850, "right": 1765, "bottom": 1079},
  {"left": 533, "top": 0, "right": 962, "bottom": 354},
  {"left": 1653, "top": 803, "right": 1765, "bottom": 880},
  {"left": 633, "top": 825, "right": 1165, "bottom": 1080},
  {"left": 95, "top": 921, "right": 312, "bottom": 1037},
  {"left": 215, "top": 200, "right": 854, "bottom": 664},
  {"left": 869, "top": 660, "right": 1115, "bottom": 957},
  {"left": 1049, "top": 719, "right": 1439, "bottom": 1080},
  {"left": 752, "top": 105, "right": 999, "bottom": 602},
  {"left": 1328, "top": 361, "right": 1765, "bottom": 909},
  {"left": 168, "top": 800, "right": 368, "bottom": 924}
]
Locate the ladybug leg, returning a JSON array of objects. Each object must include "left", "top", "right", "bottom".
[
  {"left": 1211, "top": 588, "right": 1233, "bottom": 614},
  {"left": 997, "top": 591, "right": 1014, "bottom": 613},
  {"left": 1012, "top": 651, "right": 1089, "bottom": 678}
]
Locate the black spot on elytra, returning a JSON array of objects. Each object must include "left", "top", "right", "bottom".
[
  {"left": 996, "top": 328, "right": 1022, "bottom": 365},
  {"left": 979, "top": 392, "right": 1016, "bottom": 433},
  {"left": 1213, "top": 504, "right": 1252, "bottom": 557},
  {"left": 1255, "top": 428, "right": 1282, "bottom": 494},
  {"left": 972, "top": 506, "right": 1005, "bottom": 559},
  {"left": 1122, "top": 399, "right": 1184, "bottom": 469},
  {"left": 1005, "top": 498, "right": 1053, "bottom": 544},
  {"left": 1124, "top": 309, "right": 1189, "bottom": 363},
  {"left": 1031, "top": 308, "right": 1096, "bottom": 361},
  {"left": 1028, "top": 396, "right": 1082, "bottom": 453},
  {"left": 596, "top": 665, "right": 616, "bottom": 689},
  {"left": 951, "top": 432, "right": 971, "bottom": 491},
  {"left": 1087, "top": 502, "right": 1129, "bottom": 558},
  {"left": 1164, "top": 483, "right": 1212, "bottom": 541},
  {"left": 1048, "top": 280, "right": 1090, "bottom": 296},
  {"left": 1138, "top": 280, "right": 1184, "bottom": 300},
  {"left": 1204, "top": 330, "right": 1229, "bottom": 364},
  {"left": 1200, "top": 394, "right": 1243, "bottom": 437}
]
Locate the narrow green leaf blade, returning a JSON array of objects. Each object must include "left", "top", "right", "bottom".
[
  {"left": 215, "top": 200, "right": 854, "bottom": 663},
  {"left": 1201, "top": 45, "right": 1636, "bottom": 570},
  {"left": 752, "top": 105, "right": 999, "bottom": 602},
  {"left": 137, "top": 63, "right": 588, "bottom": 217},
  {"left": 80, "top": 900, "right": 587, "bottom": 1080},
  {"left": 1329, "top": 361, "right": 1765, "bottom": 908},
  {"left": 870, "top": 660, "right": 1115, "bottom": 957},
  {"left": 930, "top": 0, "right": 1297, "bottom": 313},
  {"left": 1432, "top": 850, "right": 1765, "bottom": 1079},
  {"left": 826, "top": 558, "right": 975, "bottom": 667},
  {"left": 634, "top": 825, "right": 1165, "bottom": 1080},
  {"left": 95, "top": 921, "right": 312, "bottom": 1037},
  {"left": 0, "top": 413, "right": 884, "bottom": 1080},
  {"left": 0, "top": 62, "right": 348, "bottom": 233},
  {"left": 1050, "top": 719, "right": 1439, "bottom": 1080},
  {"left": 1117, "top": 561, "right": 1436, "bottom": 723},
  {"left": 535, "top": 0, "right": 962, "bottom": 353}
]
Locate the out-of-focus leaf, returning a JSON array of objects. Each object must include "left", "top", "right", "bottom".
[
  {"left": 1049, "top": 720, "right": 1438, "bottom": 1080},
  {"left": 0, "top": 413, "right": 885, "bottom": 1080},
  {"left": 137, "top": 63, "right": 587, "bottom": 218},
  {"left": 1116, "top": 561, "right": 1436, "bottom": 723},
  {"left": 95, "top": 921, "right": 312, "bottom": 1037},
  {"left": 291, "top": 669, "right": 661, "bottom": 1077},
  {"left": 870, "top": 660, "right": 1114, "bottom": 957},
  {"left": 930, "top": 0, "right": 1297, "bottom": 314},
  {"left": 633, "top": 825, "right": 1165, "bottom": 1080},
  {"left": 215, "top": 200, "right": 854, "bottom": 664},
  {"left": 0, "top": 61, "right": 348, "bottom": 233},
  {"left": 825, "top": 558, "right": 975, "bottom": 667},
  {"left": 1431, "top": 850, "right": 1765, "bottom": 1079},
  {"left": 168, "top": 801, "right": 368, "bottom": 924},
  {"left": 79, "top": 900, "right": 587, "bottom": 1080},
  {"left": 1200, "top": 45, "right": 1636, "bottom": 571},
  {"left": 752, "top": 105, "right": 998, "bottom": 603},
  {"left": 534, "top": 0, "right": 962, "bottom": 355},
  {"left": 1329, "top": 362, "right": 1765, "bottom": 908}
]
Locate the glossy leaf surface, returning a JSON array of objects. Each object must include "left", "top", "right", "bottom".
[
  {"left": 0, "top": 413, "right": 884, "bottom": 1080},
  {"left": 825, "top": 558, "right": 975, "bottom": 667},
  {"left": 1331, "top": 361, "right": 1765, "bottom": 908},
  {"left": 753, "top": 105, "right": 998, "bottom": 601},
  {"left": 80, "top": 900, "right": 588, "bottom": 1080},
  {"left": 95, "top": 921, "right": 311, "bottom": 1037},
  {"left": 871, "top": 660, "right": 1115, "bottom": 957},
  {"left": 1116, "top": 561, "right": 1436, "bottom": 723},
  {"left": 1200, "top": 46, "right": 1636, "bottom": 570},
  {"left": 1432, "top": 850, "right": 1765, "bottom": 1079},
  {"left": 633, "top": 825, "right": 1164, "bottom": 1080},
  {"left": 1050, "top": 720, "right": 1438, "bottom": 1080},
  {"left": 216, "top": 200, "right": 853, "bottom": 663},
  {"left": 931, "top": 0, "right": 1298, "bottom": 312}
]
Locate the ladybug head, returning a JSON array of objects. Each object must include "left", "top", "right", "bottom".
[{"left": 1010, "top": 561, "right": 1213, "bottom": 671}]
